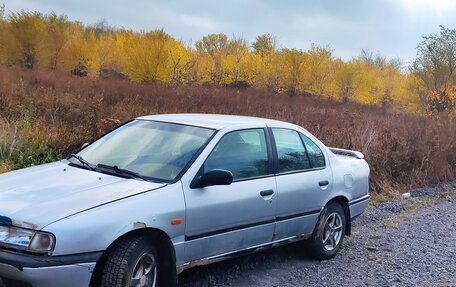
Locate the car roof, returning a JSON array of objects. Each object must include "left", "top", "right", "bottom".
[{"left": 136, "top": 113, "right": 297, "bottom": 130}]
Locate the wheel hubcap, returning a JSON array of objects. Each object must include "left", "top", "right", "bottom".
[
  {"left": 129, "top": 253, "right": 157, "bottom": 287},
  {"left": 322, "top": 212, "right": 343, "bottom": 251}
]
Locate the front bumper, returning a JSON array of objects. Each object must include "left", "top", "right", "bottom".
[{"left": 0, "top": 249, "right": 102, "bottom": 287}]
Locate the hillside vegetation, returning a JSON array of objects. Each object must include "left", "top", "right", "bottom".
[
  {"left": 0, "top": 7, "right": 455, "bottom": 197},
  {"left": 0, "top": 67, "right": 455, "bottom": 196},
  {"left": 2, "top": 8, "right": 456, "bottom": 114}
]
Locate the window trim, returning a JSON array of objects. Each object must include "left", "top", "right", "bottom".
[
  {"left": 273, "top": 166, "right": 327, "bottom": 177},
  {"left": 269, "top": 127, "right": 327, "bottom": 176},
  {"left": 267, "top": 127, "right": 279, "bottom": 174},
  {"left": 194, "top": 128, "right": 274, "bottom": 185}
]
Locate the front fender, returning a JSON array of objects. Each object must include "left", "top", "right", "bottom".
[{"left": 43, "top": 183, "right": 185, "bottom": 256}]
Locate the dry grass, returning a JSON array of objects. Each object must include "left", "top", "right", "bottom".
[
  {"left": 0, "top": 66, "right": 455, "bottom": 196},
  {"left": 0, "top": 119, "right": 17, "bottom": 162}
]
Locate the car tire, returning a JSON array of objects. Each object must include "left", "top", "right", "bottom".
[
  {"left": 307, "top": 202, "right": 346, "bottom": 260},
  {"left": 101, "top": 236, "right": 159, "bottom": 287}
]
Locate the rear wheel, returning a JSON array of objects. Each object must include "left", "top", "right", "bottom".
[
  {"left": 101, "top": 236, "right": 159, "bottom": 287},
  {"left": 307, "top": 202, "right": 346, "bottom": 260}
]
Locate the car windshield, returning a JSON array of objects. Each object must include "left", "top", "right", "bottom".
[{"left": 72, "top": 120, "right": 215, "bottom": 182}]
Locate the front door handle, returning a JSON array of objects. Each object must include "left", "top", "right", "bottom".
[
  {"left": 318, "top": 180, "right": 329, "bottom": 187},
  {"left": 260, "top": 189, "right": 274, "bottom": 197}
]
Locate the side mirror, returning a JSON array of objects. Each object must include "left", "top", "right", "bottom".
[
  {"left": 81, "top": 142, "right": 89, "bottom": 149},
  {"left": 191, "top": 169, "right": 233, "bottom": 188}
]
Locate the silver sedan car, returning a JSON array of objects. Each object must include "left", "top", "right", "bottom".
[{"left": 0, "top": 114, "right": 370, "bottom": 287}]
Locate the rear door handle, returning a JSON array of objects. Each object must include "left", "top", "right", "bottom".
[
  {"left": 260, "top": 189, "right": 274, "bottom": 197},
  {"left": 318, "top": 180, "right": 329, "bottom": 187}
]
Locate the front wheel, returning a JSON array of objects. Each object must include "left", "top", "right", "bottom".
[
  {"left": 101, "top": 236, "right": 159, "bottom": 287},
  {"left": 307, "top": 202, "right": 346, "bottom": 260}
]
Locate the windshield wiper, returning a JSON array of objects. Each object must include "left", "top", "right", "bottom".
[
  {"left": 68, "top": 154, "right": 96, "bottom": 171},
  {"left": 97, "top": 163, "right": 147, "bottom": 181}
]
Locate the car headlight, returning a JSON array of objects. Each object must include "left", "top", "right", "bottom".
[{"left": 0, "top": 225, "right": 55, "bottom": 254}]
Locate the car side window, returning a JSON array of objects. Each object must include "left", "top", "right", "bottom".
[
  {"left": 300, "top": 133, "right": 326, "bottom": 168},
  {"left": 204, "top": 129, "right": 270, "bottom": 180},
  {"left": 272, "top": 128, "right": 311, "bottom": 173}
]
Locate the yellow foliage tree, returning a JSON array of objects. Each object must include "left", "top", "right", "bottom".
[
  {"left": 167, "top": 40, "right": 193, "bottom": 85},
  {"left": 116, "top": 30, "right": 171, "bottom": 82},
  {"left": 4, "top": 11, "right": 46, "bottom": 69},
  {"left": 60, "top": 23, "right": 94, "bottom": 76},
  {"left": 278, "top": 49, "right": 307, "bottom": 95},
  {"left": 335, "top": 60, "right": 359, "bottom": 102},
  {"left": 195, "top": 33, "right": 229, "bottom": 85},
  {"left": 44, "top": 12, "right": 70, "bottom": 69},
  {"left": 303, "top": 45, "right": 335, "bottom": 97}
]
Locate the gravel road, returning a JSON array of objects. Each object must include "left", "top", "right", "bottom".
[
  {"left": 1, "top": 183, "right": 455, "bottom": 287},
  {"left": 178, "top": 183, "right": 456, "bottom": 287}
]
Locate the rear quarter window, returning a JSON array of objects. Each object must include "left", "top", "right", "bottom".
[
  {"left": 300, "top": 133, "right": 326, "bottom": 168},
  {"left": 272, "top": 128, "right": 311, "bottom": 173}
]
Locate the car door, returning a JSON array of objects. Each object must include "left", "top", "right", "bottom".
[
  {"left": 271, "top": 128, "right": 333, "bottom": 240},
  {"left": 181, "top": 127, "right": 277, "bottom": 262}
]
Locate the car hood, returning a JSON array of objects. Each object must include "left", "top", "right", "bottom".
[{"left": 0, "top": 161, "right": 166, "bottom": 230}]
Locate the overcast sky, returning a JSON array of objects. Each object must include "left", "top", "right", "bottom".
[{"left": 4, "top": 0, "right": 456, "bottom": 64}]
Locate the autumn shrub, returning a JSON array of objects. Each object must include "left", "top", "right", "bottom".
[
  {"left": 0, "top": 66, "right": 454, "bottom": 196},
  {"left": 0, "top": 118, "right": 17, "bottom": 164},
  {"left": 8, "top": 121, "right": 61, "bottom": 169},
  {"left": 0, "top": 117, "right": 61, "bottom": 169}
]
